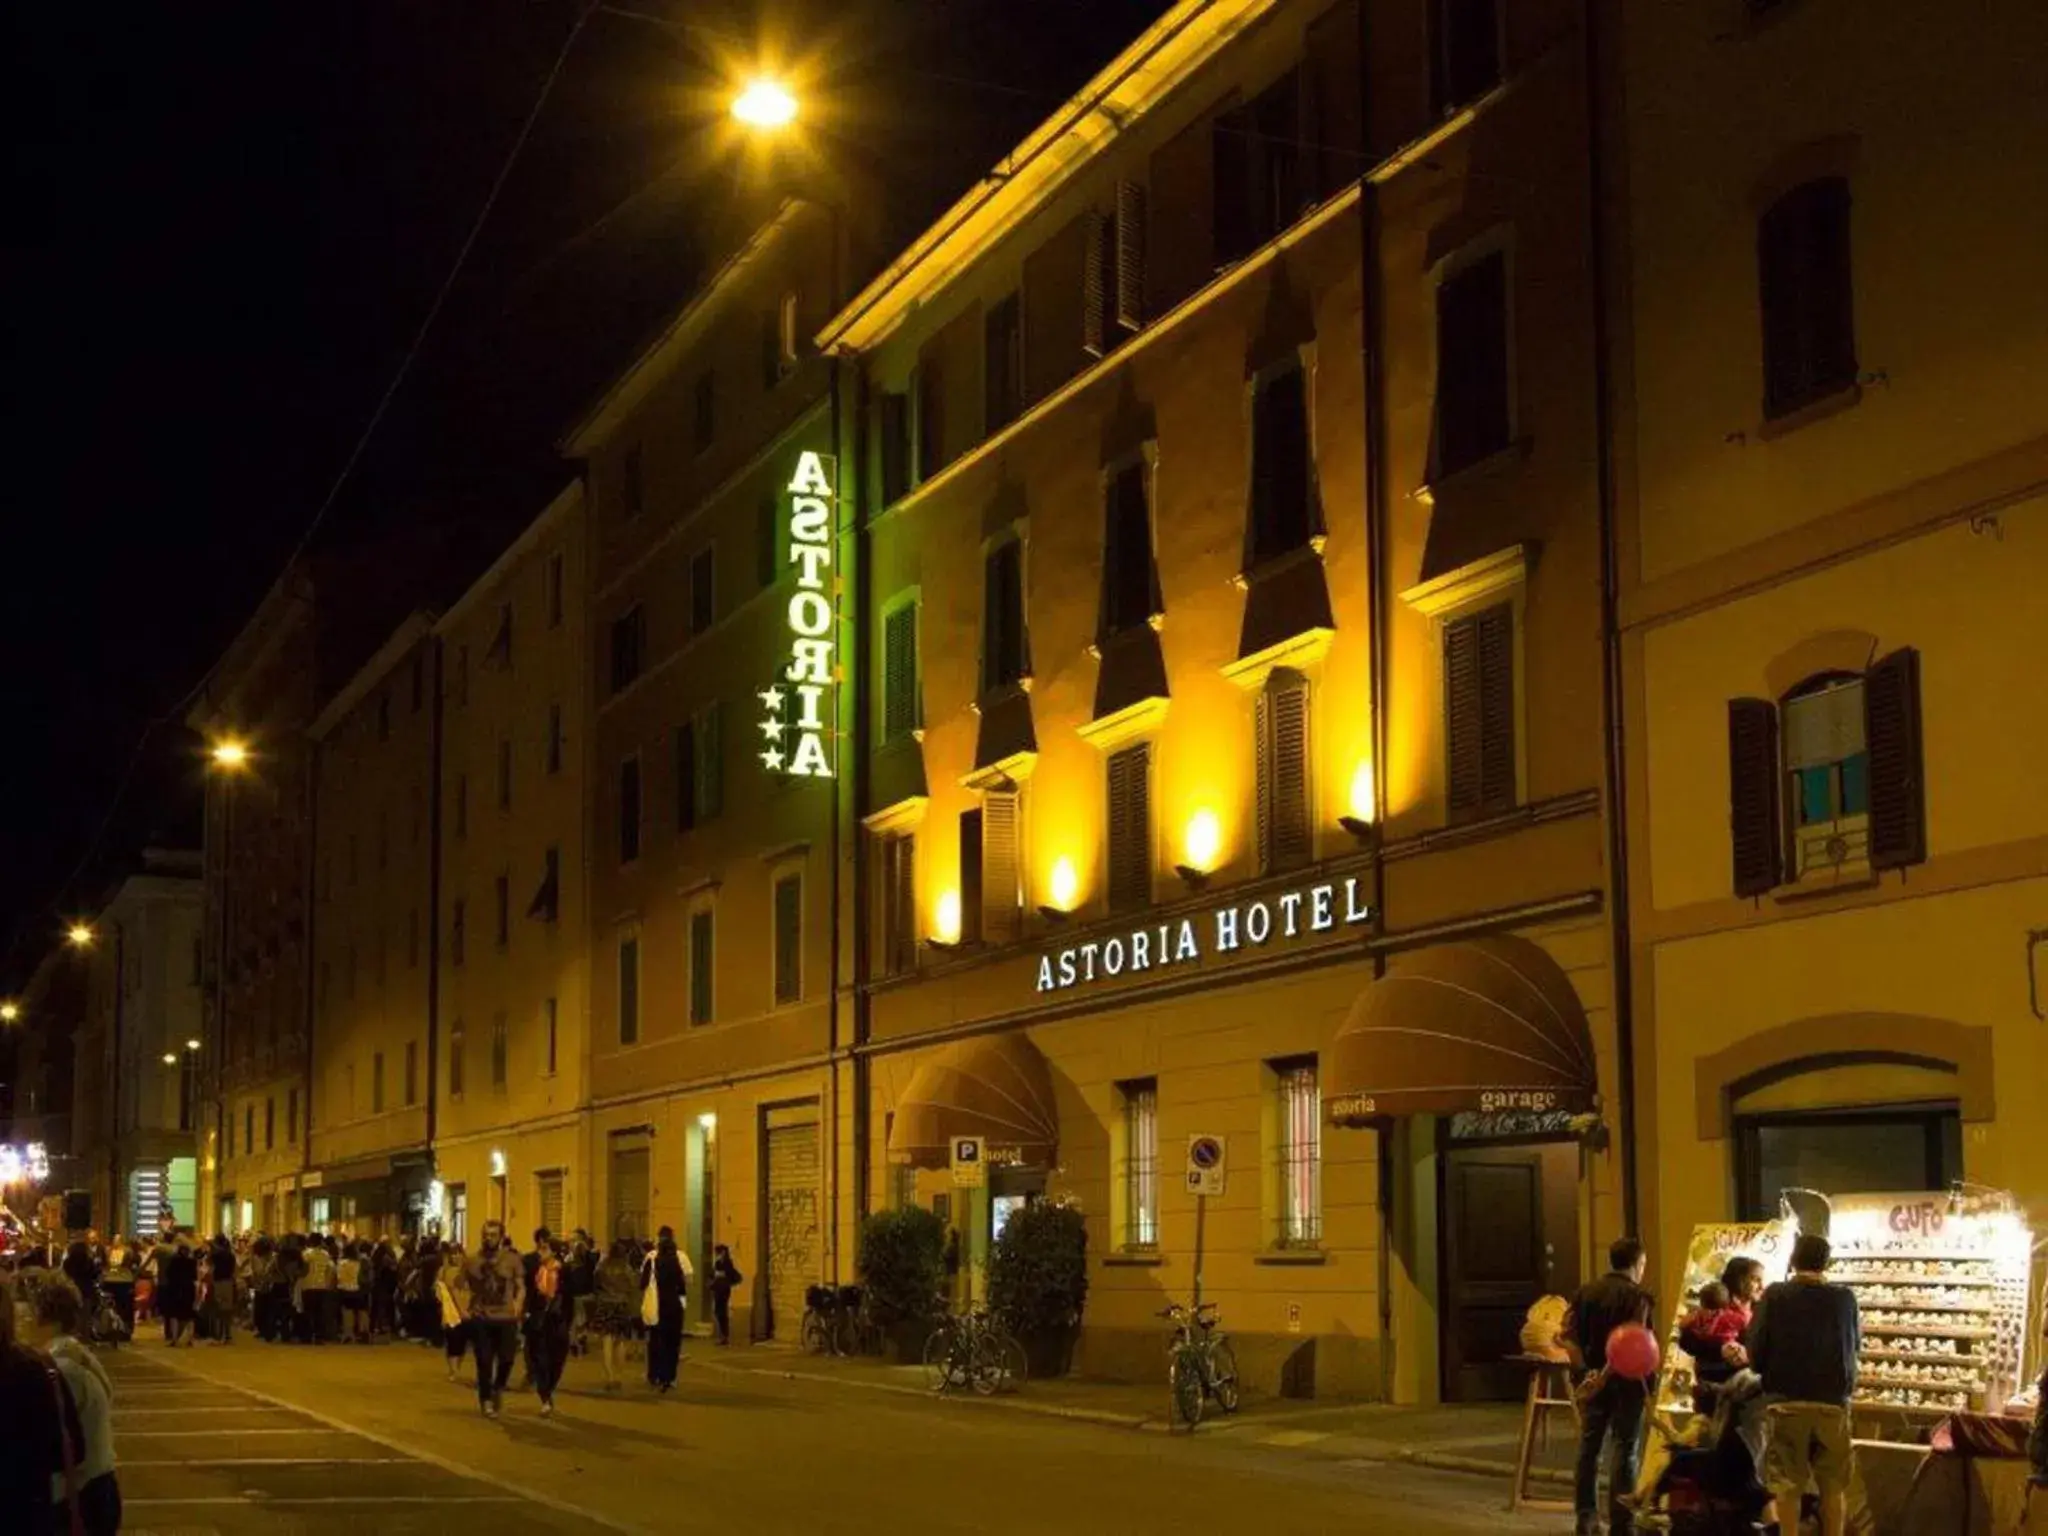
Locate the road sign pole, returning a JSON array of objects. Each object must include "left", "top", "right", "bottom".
[{"left": 1193, "top": 1194, "right": 1205, "bottom": 1310}]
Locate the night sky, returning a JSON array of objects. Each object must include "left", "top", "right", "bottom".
[{"left": 1, "top": 0, "right": 1170, "bottom": 995}]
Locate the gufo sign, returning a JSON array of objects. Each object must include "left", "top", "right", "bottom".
[
  {"left": 1034, "top": 876, "right": 1373, "bottom": 993},
  {"left": 758, "top": 450, "right": 838, "bottom": 779}
]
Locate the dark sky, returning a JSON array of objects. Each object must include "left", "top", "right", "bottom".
[{"left": 0, "top": 0, "right": 1170, "bottom": 995}]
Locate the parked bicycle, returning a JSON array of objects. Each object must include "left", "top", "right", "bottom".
[
  {"left": 922, "top": 1305, "right": 1027, "bottom": 1395},
  {"left": 1160, "top": 1299, "right": 1238, "bottom": 1428},
  {"left": 801, "top": 1283, "right": 873, "bottom": 1356}
]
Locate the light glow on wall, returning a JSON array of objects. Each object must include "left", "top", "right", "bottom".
[
  {"left": 1348, "top": 759, "right": 1376, "bottom": 823},
  {"left": 933, "top": 889, "right": 962, "bottom": 944},
  {"left": 1048, "top": 857, "right": 1080, "bottom": 912},
  {"left": 1183, "top": 809, "right": 1222, "bottom": 872}
]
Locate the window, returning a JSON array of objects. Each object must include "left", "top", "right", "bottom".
[
  {"left": 404, "top": 1040, "right": 418, "bottom": 1106},
  {"left": 449, "top": 1022, "right": 466, "bottom": 1098},
  {"left": 1727, "top": 648, "right": 1923, "bottom": 895},
  {"left": 450, "top": 899, "right": 466, "bottom": 967},
  {"left": 372, "top": 1052, "right": 385, "bottom": 1114},
  {"left": 1273, "top": 1057, "right": 1322, "bottom": 1247},
  {"left": 227, "top": 1113, "right": 234, "bottom": 1158},
  {"left": 622, "top": 444, "right": 644, "bottom": 519},
  {"left": 287, "top": 1088, "right": 299, "bottom": 1143},
  {"left": 1758, "top": 177, "right": 1856, "bottom": 419},
  {"left": 618, "top": 756, "right": 642, "bottom": 864},
  {"left": 1257, "top": 670, "right": 1313, "bottom": 872},
  {"left": 1444, "top": 602, "right": 1515, "bottom": 818},
  {"left": 1249, "top": 364, "right": 1317, "bottom": 566},
  {"left": 779, "top": 290, "right": 801, "bottom": 375},
  {"left": 1119, "top": 1080, "right": 1159, "bottom": 1251},
  {"left": 454, "top": 774, "right": 468, "bottom": 838},
  {"left": 497, "top": 738, "right": 513, "bottom": 811},
  {"left": 1433, "top": 248, "right": 1511, "bottom": 478},
  {"left": 1735, "top": 1105, "right": 1959, "bottom": 1222},
  {"left": 542, "top": 998, "right": 558, "bottom": 1075},
  {"left": 882, "top": 600, "right": 921, "bottom": 743},
  {"left": 529, "top": 846, "right": 561, "bottom": 923},
  {"left": 546, "top": 703, "right": 563, "bottom": 775},
  {"left": 618, "top": 936, "right": 641, "bottom": 1045},
  {"left": 676, "top": 713, "right": 721, "bottom": 831},
  {"left": 914, "top": 359, "right": 942, "bottom": 482},
  {"left": 756, "top": 496, "right": 780, "bottom": 588},
  {"left": 984, "top": 292, "right": 1023, "bottom": 432},
  {"left": 981, "top": 539, "right": 1028, "bottom": 693},
  {"left": 1084, "top": 182, "right": 1147, "bottom": 358},
  {"left": 545, "top": 551, "right": 564, "bottom": 628},
  {"left": 772, "top": 870, "right": 803, "bottom": 1005},
  {"left": 1431, "top": 0, "right": 1501, "bottom": 116},
  {"left": 689, "top": 546, "right": 716, "bottom": 636},
  {"left": 490, "top": 1013, "right": 508, "bottom": 1090},
  {"left": 609, "top": 606, "right": 646, "bottom": 695},
  {"left": 1099, "top": 460, "right": 1159, "bottom": 638},
  {"left": 877, "top": 833, "right": 916, "bottom": 977},
  {"left": 1213, "top": 71, "right": 1302, "bottom": 265},
  {"left": 1103, "top": 743, "right": 1154, "bottom": 913},
  {"left": 981, "top": 791, "right": 1022, "bottom": 945},
  {"left": 878, "top": 392, "right": 911, "bottom": 507},
  {"left": 689, "top": 907, "right": 715, "bottom": 1026},
  {"left": 264, "top": 1098, "right": 275, "bottom": 1151},
  {"left": 958, "top": 808, "right": 984, "bottom": 946},
  {"left": 245, "top": 1103, "right": 256, "bottom": 1152},
  {"left": 693, "top": 371, "right": 715, "bottom": 452},
  {"left": 487, "top": 601, "right": 513, "bottom": 669},
  {"left": 493, "top": 873, "right": 510, "bottom": 947}
]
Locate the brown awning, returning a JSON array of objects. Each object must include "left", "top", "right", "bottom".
[
  {"left": 1327, "top": 935, "right": 1597, "bottom": 1125},
  {"left": 887, "top": 1032, "right": 1058, "bottom": 1170}
]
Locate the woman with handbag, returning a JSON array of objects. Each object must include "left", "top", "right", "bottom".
[
  {"left": 642, "top": 1227, "right": 687, "bottom": 1394},
  {"left": 588, "top": 1240, "right": 639, "bottom": 1393}
]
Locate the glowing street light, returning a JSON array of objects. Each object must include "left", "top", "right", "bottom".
[
  {"left": 185, "top": 1038, "right": 202, "bottom": 1052},
  {"left": 210, "top": 738, "right": 250, "bottom": 770},
  {"left": 162, "top": 1053, "right": 178, "bottom": 1066},
  {"left": 0, "top": 1002, "right": 17, "bottom": 1023},
  {"left": 66, "top": 923, "right": 95, "bottom": 948},
  {"left": 731, "top": 77, "right": 797, "bottom": 130}
]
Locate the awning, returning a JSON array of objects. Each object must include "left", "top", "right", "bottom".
[
  {"left": 308, "top": 1155, "right": 393, "bottom": 1187},
  {"left": 887, "top": 1032, "right": 1058, "bottom": 1170},
  {"left": 1327, "top": 935, "right": 1597, "bottom": 1125}
]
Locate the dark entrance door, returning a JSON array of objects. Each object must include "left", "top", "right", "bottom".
[{"left": 1440, "top": 1146, "right": 1546, "bottom": 1402}]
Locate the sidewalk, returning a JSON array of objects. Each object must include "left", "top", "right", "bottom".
[{"left": 693, "top": 1339, "right": 1574, "bottom": 1486}]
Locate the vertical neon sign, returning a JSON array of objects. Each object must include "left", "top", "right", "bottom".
[{"left": 759, "top": 449, "right": 837, "bottom": 778}]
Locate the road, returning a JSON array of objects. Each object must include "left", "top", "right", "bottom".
[{"left": 99, "top": 1335, "right": 1573, "bottom": 1535}]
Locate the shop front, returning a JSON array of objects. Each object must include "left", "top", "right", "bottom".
[{"left": 300, "top": 1151, "right": 434, "bottom": 1239}]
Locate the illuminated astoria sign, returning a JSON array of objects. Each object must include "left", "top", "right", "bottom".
[
  {"left": 759, "top": 450, "right": 838, "bottom": 779},
  {"left": 1035, "top": 876, "right": 1373, "bottom": 993}
]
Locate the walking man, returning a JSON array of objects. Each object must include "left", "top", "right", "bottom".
[
  {"left": 464, "top": 1220, "right": 525, "bottom": 1420},
  {"left": 1564, "top": 1237, "right": 1654, "bottom": 1536},
  {"left": 1745, "top": 1233, "right": 1861, "bottom": 1536}
]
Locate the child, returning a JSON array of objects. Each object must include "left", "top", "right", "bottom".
[{"left": 1679, "top": 1280, "right": 1749, "bottom": 1392}]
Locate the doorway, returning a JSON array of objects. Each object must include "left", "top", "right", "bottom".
[
  {"left": 1437, "top": 1130, "right": 1580, "bottom": 1401},
  {"left": 608, "top": 1132, "right": 651, "bottom": 1244},
  {"left": 684, "top": 1116, "right": 718, "bottom": 1324}
]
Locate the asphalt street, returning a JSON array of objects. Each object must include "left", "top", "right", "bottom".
[{"left": 99, "top": 1335, "right": 1573, "bottom": 1535}]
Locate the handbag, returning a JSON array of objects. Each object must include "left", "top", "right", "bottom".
[
  {"left": 639, "top": 1257, "right": 660, "bottom": 1327},
  {"left": 45, "top": 1363, "right": 86, "bottom": 1536}
]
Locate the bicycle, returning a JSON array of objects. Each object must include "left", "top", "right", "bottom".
[
  {"left": 1160, "top": 1300, "right": 1238, "bottom": 1428},
  {"left": 922, "top": 1306, "right": 1027, "bottom": 1395}
]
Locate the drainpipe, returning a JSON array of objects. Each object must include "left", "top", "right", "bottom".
[
  {"left": 825, "top": 200, "right": 850, "bottom": 1282},
  {"left": 425, "top": 636, "right": 445, "bottom": 1172},
  {"left": 1582, "top": 0, "right": 1641, "bottom": 1237},
  {"left": 848, "top": 346, "right": 875, "bottom": 1230}
]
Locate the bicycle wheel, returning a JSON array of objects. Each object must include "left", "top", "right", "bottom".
[
  {"left": 968, "top": 1332, "right": 1004, "bottom": 1396},
  {"left": 994, "top": 1332, "right": 1028, "bottom": 1393},
  {"left": 923, "top": 1323, "right": 960, "bottom": 1391},
  {"left": 800, "top": 1308, "right": 830, "bottom": 1355},
  {"left": 1208, "top": 1337, "right": 1240, "bottom": 1414},
  {"left": 1170, "top": 1352, "right": 1205, "bottom": 1428}
]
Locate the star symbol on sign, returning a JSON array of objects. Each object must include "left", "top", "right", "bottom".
[
  {"left": 758, "top": 687, "right": 785, "bottom": 713},
  {"left": 758, "top": 717, "right": 784, "bottom": 740},
  {"left": 760, "top": 745, "right": 785, "bottom": 771}
]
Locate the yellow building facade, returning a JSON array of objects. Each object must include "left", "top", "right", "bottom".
[
  {"left": 304, "top": 615, "right": 439, "bottom": 1234},
  {"left": 1610, "top": 1, "right": 2048, "bottom": 1284},
  {"left": 833, "top": 0, "right": 1627, "bottom": 1402},
  {"left": 432, "top": 482, "right": 593, "bottom": 1245}
]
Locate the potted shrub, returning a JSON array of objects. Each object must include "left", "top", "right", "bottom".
[
  {"left": 856, "top": 1205, "right": 946, "bottom": 1361},
  {"left": 987, "top": 1197, "right": 1088, "bottom": 1378}
]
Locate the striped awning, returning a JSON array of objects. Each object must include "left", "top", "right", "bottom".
[
  {"left": 887, "top": 1032, "right": 1059, "bottom": 1170},
  {"left": 1327, "top": 935, "right": 1598, "bottom": 1125}
]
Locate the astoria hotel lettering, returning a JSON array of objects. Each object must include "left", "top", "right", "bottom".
[
  {"left": 1035, "top": 877, "right": 1373, "bottom": 993},
  {"left": 758, "top": 450, "right": 838, "bottom": 779}
]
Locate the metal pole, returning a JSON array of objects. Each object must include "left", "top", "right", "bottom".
[{"left": 1193, "top": 1194, "right": 1206, "bottom": 1311}]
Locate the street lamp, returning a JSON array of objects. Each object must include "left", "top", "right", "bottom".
[
  {"left": 0, "top": 1001, "right": 17, "bottom": 1023},
  {"left": 730, "top": 77, "right": 797, "bottom": 130},
  {"left": 210, "top": 738, "right": 250, "bottom": 771},
  {"left": 66, "top": 923, "right": 94, "bottom": 948}
]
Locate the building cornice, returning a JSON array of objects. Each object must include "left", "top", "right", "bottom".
[
  {"left": 307, "top": 611, "right": 436, "bottom": 741},
  {"left": 436, "top": 479, "right": 582, "bottom": 637}
]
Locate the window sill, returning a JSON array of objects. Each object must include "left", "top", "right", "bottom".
[
  {"left": 1756, "top": 381, "right": 1861, "bottom": 442},
  {"left": 1101, "top": 1251, "right": 1165, "bottom": 1268},
  {"left": 1411, "top": 436, "right": 1533, "bottom": 506},
  {"left": 1254, "top": 1249, "right": 1329, "bottom": 1267},
  {"left": 1772, "top": 868, "right": 1879, "bottom": 905}
]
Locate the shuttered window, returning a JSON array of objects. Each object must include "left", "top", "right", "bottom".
[
  {"left": 1106, "top": 744, "right": 1153, "bottom": 913},
  {"left": 675, "top": 721, "right": 697, "bottom": 832},
  {"left": 618, "top": 756, "right": 641, "bottom": 863},
  {"left": 1257, "top": 671, "right": 1313, "bottom": 873},
  {"left": 878, "top": 392, "right": 910, "bottom": 506},
  {"left": 689, "top": 907, "right": 715, "bottom": 1026},
  {"left": 1434, "top": 250, "right": 1512, "bottom": 479},
  {"left": 1444, "top": 603, "right": 1515, "bottom": 818},
  {"left": 1431, "top": 0, "right": 1501, "bottom": 116},
  {"left": 878, "top": 833, "right": 916, "bottom": 977},
  {"left": 490, "top": 1013, "right": 508, "bottom": 1090},
  {"left": 1115, "top": 180, "right": 1146, "bottom": 334},
  {"left": 689, "top": 546, "right": 716, "bottom": 636},
  {"left": 982, "top": 790, "right": 1022, "bottom": 946},
  {"left": 773, "top": 871, "right": 804, "bottom": 1005},
  {"left": 1728, "top": 696, "right": 1783, "bottom": 896},
  {"left": 609, "top": 605, "right": 646, "bottom": 694},
  {"left": 1758, "top": 178, "right": 1857, "bottom": 420},
  {"left": 883, "top": 602, "right": 920, "bottom": 743},
  {"left": 1082, "top": 210, "right": 1111, "bottom": 360},
  {"left": 958, "top": 808, "right": 985, "bottom": 946},
  {"left": 982, "top": 539, "right": 1028, "bottom": 692},
  {"left": 1249, "top": 364, "right": 1316, "bottom": 567},
  {"left": 914, "top": 359, "right": 942, "bottom": 482},
  {"left": 695, "top": 706, "right": 723, "bottom": 824},
  {"left": 1213, "top": 71, "right": 1303, "bottom": 267},
  {"left": 1100, "top": 461, "right": 1158, "bottom": 638},
  {"left": 404, "top": 1042, "right": 418, "bottom": 1105},
  {"left": 1863, "top": 648, "right": 1924, "bottom": 870},
  {"left": 617, "top": 937, "right": 640, "bottom": 1045},
  {"left": 1084, "top": 184, "right": 1148, "bottom": 359},
  {"left": 985, "top": 293, "right": 1022, "bottom": 433}
]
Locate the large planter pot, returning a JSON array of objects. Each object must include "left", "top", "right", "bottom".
[
  {"left": 1022, "top": 1325, "right": 1078, "bottom": 1380},
  {"left": 889, "top": 1318, "right": 937, "bottom": 1364}
]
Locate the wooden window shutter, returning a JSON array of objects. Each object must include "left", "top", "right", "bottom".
[
  {"left": 698, "top": 706, "right": 723, "bottom": 822},
  {"left": 1107, "top": 744, "right": 1152, "bottom": 912},
  {"left": 1444, "top": 615, "right": 1484, "bottom": 815},
  {"left": 1082, "top": 211, "right": 1110, "bottom": 359},
  {"left": 889, "top": 835, "right": 916, "bottom": 974},
  {"left": 675, "top": 721, "right": 697, "bottom": 832},
  {"left": 1476, "top": 603, "right": 1515, "bottom": 810},
  {"left": 958, "top": 808, "right": 985, "bottom": 945},
  {"left": 1258, "top": 676, "right": 1312, "bottom": 872},
  {"left": 982, "top": 790, "right": 1022, "bottom": 945},
  {"left": 884, "top": 604, "right": 918, "bottom": 741},
  {"left": 878, "top": 392, "right": 909, "bottom": 506},
  {"left": 1727, "top": 696, "right": 1783, "bottom": 896},
  {"left": 1863, "top": 647, "right": 1925, "bottom": 870},
  {"left": 1115, "top": 180, "right": 1146, "bottom": 333}
]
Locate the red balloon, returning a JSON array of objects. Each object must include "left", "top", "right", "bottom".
[{"left": 1606, "top": 1323, "right": 1661, "bottom": 1381}]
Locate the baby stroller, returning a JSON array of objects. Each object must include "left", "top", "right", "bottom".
[
  {"left": 1628, "top": 1378, "right": 1771, "bottom": 1535},
  {"left": 87, "top": 1289, "right": 131, "bottom": 1348}
]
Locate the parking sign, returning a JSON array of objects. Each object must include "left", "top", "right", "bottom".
[
  {"left": 1185, "top": 1134, "right": 1227, "bottom": 1196},
  {"left": 951, "top": 1135, "right": 986, "bottom": 1188}
]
